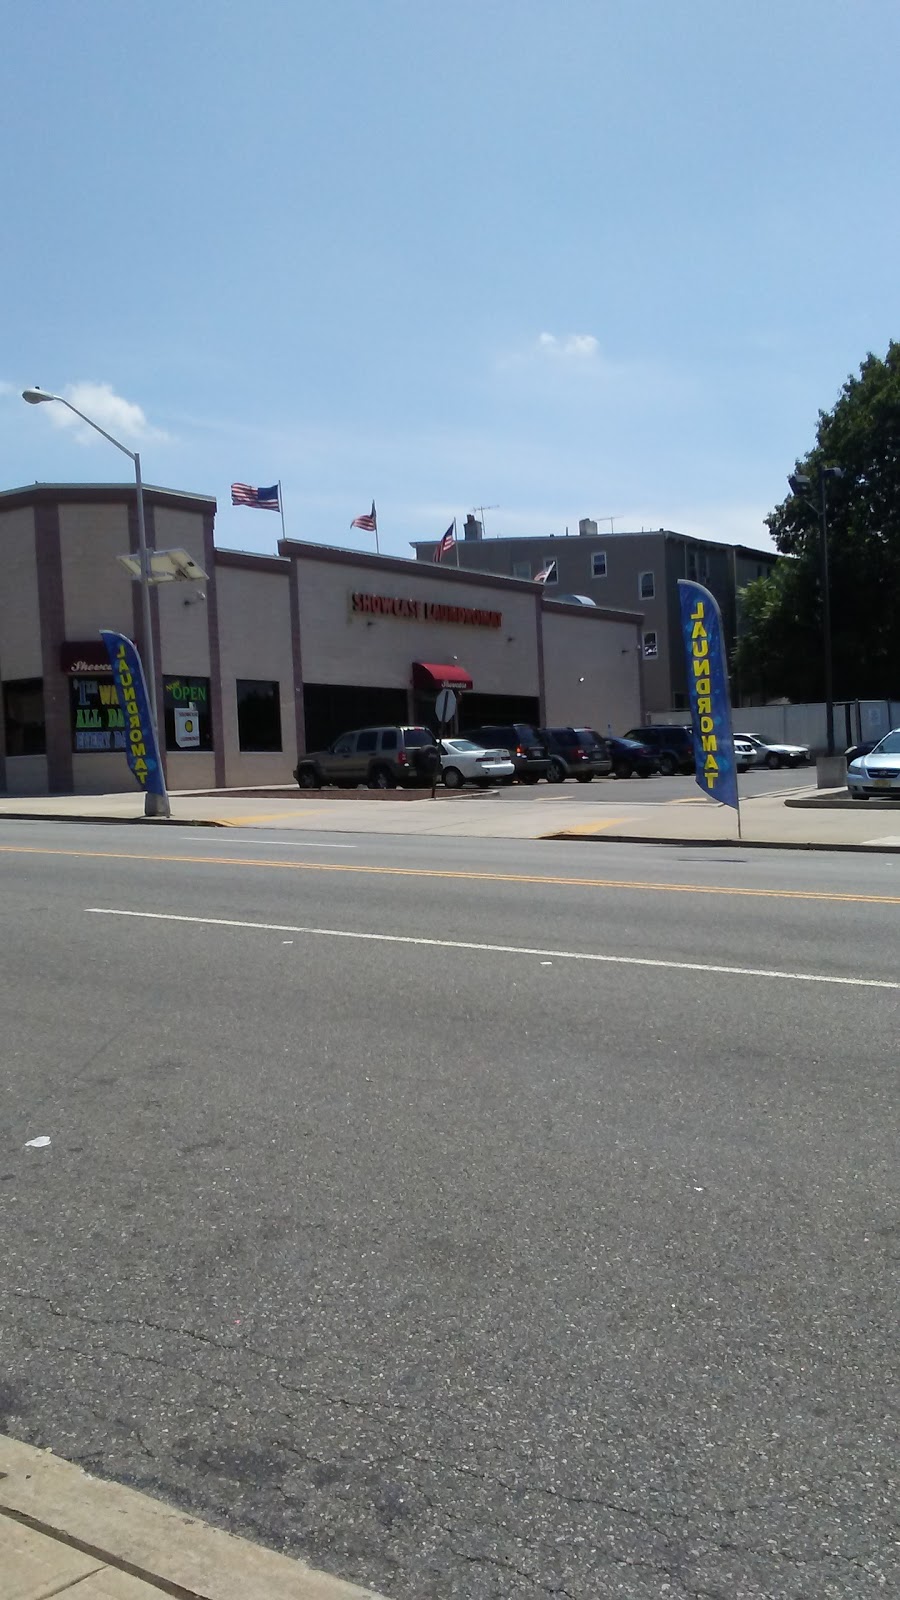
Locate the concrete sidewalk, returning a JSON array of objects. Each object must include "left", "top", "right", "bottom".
[
  {"left": 2, "top": 784, "right": 900, "bottom": 849},
  {"left": 1, "top": 1434, "right": 385, "bottom": 1600}
]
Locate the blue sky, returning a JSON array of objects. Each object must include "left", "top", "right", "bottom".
[{"left": 2, "top": 0, "right": 898, "bottom": 558}]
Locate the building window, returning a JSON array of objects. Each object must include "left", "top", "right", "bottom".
[
  {"left": 236, "top": 679, "right": 282, "bottom": 752},
  {"left": 673, "top": 691, "right": 687, "bottom": 709},
  {"left": 591, "top": 551, "right": 607, "bottom": 579},
  {"left": 70, "top": 675, "right": 126, "bottom": 753},
  {"left": 4, "top": 678, "right": 46, "bottom": 756},
  {"left": 642, "top": 630, "right": 658, "bottom": 660},
  {"left": 164, "top": 675, "right": 213, "bottom": 751},
  {"left": 541, "top": 557, "right": 558, "bottom": 584},
  {"left": 639, "top": 570, "right": 655, "bottom": 600},
  {"left": 512, "top": 561, "right": 532, "bottom": 580}
]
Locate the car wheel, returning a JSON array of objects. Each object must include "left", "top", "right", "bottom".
[
  {"left": 443, "top": 766, "right": 464, "bottom": 789},
  {"left": 575, "top": 773, "right": 593, "bottom": 783},
  {"left": 658, "top": 753, "right": 677, "bottom": 776},
  {"left": 368, "top": 765, "right": 396, "bottom": 789},
  {"left": 546, "top": 758, "right": 566, "bottom": 783},
  {"left": 638, "top": 767, "right": 652, "bottom": 779},
  {"left": 612, "top": 761, "right": 629, "bottom": 780},
  {"left": 295, "top": 765, "right": 318, "bottom": 789},
  {"left": 766, "top": 752, "right": 781, "bottom": 769},
  {"left": 850, "top": 791, "right": 869, "bottom": 801}
]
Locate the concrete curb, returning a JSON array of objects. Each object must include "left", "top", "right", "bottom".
[
  {"left": 785, "top": 794, "right": 900, "bottom": 810},
  {"left": 543, "top": 831, "right": 900, "bottom": 855},
  {"left": 0, "top": 1434, "right": 387, "bottom": 1599},
  {"left": 0, "top": 813, "right": 226, "bottom": 827}
]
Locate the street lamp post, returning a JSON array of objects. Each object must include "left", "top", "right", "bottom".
[
  {"left": 22, "top": 387, "right": 170, "bottom": 817},
  {"left": 787, "top": 464, "right": 843, "bottom": 759}
]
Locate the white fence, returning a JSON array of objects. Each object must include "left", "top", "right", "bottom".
[{"left": 648, "top": 700, "right": 900, "bottom": 751}]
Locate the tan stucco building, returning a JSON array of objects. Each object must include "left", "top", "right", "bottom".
[{"left": 0, "top": 484, "right": 645, "bottom": 795}]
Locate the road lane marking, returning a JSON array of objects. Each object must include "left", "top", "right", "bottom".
[
  {"left": 3, "top": 843, "right": 900, "bottom": 905},
  {"left": 85, "top": 908, "right": 900, "bottom": 990},
  {"left": 202, "top": 838, "right": 358, "bottom": 849}
]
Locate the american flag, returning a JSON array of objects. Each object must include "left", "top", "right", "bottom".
[
  {"left": 534, "top": 559, "right": 557, "bottom": 584},
  {"left": 432, "top": 523, "right": 456, "bottom": 563},
  {"left": 351, "top": 500, "right": 377, "bottom": 532},
  {"left": 231, "top": 482, "right": 280, "bottom": 511}
]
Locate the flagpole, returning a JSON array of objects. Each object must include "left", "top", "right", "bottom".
[
  {"left": 278, "top": 480, "right": 286, "bottom": 542},
  {"left": 373, "top": 502, "right": 380, "bottom": 556},
  {"left": 454, "top": 516, "right": 459, "bottom": 567}
]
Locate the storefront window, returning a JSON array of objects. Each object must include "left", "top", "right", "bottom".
[
  {"left": 236, "top": 679, "right": 282, "bottom": 752},
  {"left": 164, "top": 675, "right": 213, "bottom": 751},
  {"left": 70, "top": 676, "right": 126, "bottom": 753},
  {"left": 4, "top": 678, "right": 47, "bottom": 756}
]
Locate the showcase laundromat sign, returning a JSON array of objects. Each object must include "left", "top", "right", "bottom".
[{"left": 350, "top": 591, "right": 501, "bottom": 628}]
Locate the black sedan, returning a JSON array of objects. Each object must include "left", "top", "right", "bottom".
[{"left": 606, "top": 735, "right": 661, "bottom": 779}]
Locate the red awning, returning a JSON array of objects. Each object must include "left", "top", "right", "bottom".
[{"left": 412, "top": 661, "right": 474, "bottom": 692}]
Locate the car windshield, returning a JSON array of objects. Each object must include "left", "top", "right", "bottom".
[
  {"left": 873, "top": 732, "right": 900, "bottom": 755},
  {"left": 403, "top": 729, "right": 435, "bottom": 747}
]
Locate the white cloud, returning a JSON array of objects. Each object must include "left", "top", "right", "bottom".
[
  {"left": 537, "top": 332, "right": 599, "bottom": 359},
  {"left": 47, "top": 382, "right": 168, "bottom": 445}
]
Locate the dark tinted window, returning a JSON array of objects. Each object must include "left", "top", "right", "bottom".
[
  {"left": 357, "top": 730, "right": 378, "bottom": 752},
  {"left": 547, "top": 727, "right": 577, "bottom": 746},
  {"left": 4, "top": 678, "right": 46, "bottom": 756},
  {"left": 379, "top": 729, "right": 398, "bottom": 750},
  {"left": 403, "top": 728, "right": 436, "bottom": 747},
  {"left": 236, "top": 679, "right": 282, "bottom": 752},
  {"left": 332, "top": 734, "right": 356, "bottom": 754}
]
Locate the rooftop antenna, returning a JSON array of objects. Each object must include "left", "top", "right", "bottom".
[
  {"left": 596, "top": 514, "right": 623, "bottom": 535},
  {"left": 471, "top": 504, "right": 499, "bottom": 536}
]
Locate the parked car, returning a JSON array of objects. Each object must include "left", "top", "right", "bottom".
[
  {"left": 540, "top": 726, "right": 613, "bottom": 782},
  {"left": 294, "top": 726, "right": 441, "bottom": 789},
  {"left": 623, "top": 725, "right": 695, "bottom": 776},
  {"left": 604, "top": 735, "right": 661, "bottom": 779},
  {"left": 733, "top": 736, "right": 757, "bottom": 773},
  {"left": 737, "top": 733, "right": 811, "bottom": 769},
  {"left": 465, "top": 723, "right": 550, "bottom": 783},
  {"left": 845, "top": 738, "right": 880, "bottom": 764},
  {"left": 847, "top": 729, "right": 900, "bottom": 799},
  {"left": 440, "top": 738, "right": 515, "bottom": 788}
]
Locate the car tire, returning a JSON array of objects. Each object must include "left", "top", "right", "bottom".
[
  {"left": 443, "top": 766, "right": 464, "bottom": 789},
  {"left": 658, "top": 753, "right": 677, "bottom": 776},
  {"left": 295, "top": 765, "right": 319, "bottom": 789},
  {"left": 850, "top": 791, "right": 869, "bottom": 800},
  {"left": 766, "top": 752, "right": 781, "bottom": 769},
  {"left": 575, "top": 773, "right": 593, "bottom": 783},
  {"left": 368, "top": 765, "right": 396, "bottom": 789},
  {"left": 546, "top": 758, "right": 566, "bottom": 783},
  {"left": 522, "top": 773, "right": 541, "bottom": 785},
  {"left": 612, "top": 761, "right": 630, "bottom": 780}
]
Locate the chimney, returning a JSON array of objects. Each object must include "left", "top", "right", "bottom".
[
  {"left": 578, "top": 518, "right": 598, "bottom": 537},
  {"left": 463, "top": 514, "right": 482, "bottom": 542}
]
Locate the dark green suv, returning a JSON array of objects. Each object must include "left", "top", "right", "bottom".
[
  {"left": 623, "top": 725, "right": 695, "bottom": 776},
  {"left": 294, "top": 726, "right": 441, "bottom": 790}
]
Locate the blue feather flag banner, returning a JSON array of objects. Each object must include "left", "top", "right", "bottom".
[{"left": 677, "top": 580, "right": 739, "bottom": 812}]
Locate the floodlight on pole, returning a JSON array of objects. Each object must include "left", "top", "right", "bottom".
[{"left": 21, "top": 385, "right": 170, "bottom": 817}]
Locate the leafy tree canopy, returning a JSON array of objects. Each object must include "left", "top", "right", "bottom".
[{"left": 735, "top": 342, "right": 900, "bottom": 701}]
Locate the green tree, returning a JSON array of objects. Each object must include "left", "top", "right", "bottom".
[{"left": 734, "top": 341, "right": 900, "bottom": 701}]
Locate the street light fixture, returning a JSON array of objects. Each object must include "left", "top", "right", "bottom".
[
  {"left": 22, "top": 386, "right": 170, "bottom": 817},
  {"left": 786, "top": 462, "right": 844, "bottom": 757}
]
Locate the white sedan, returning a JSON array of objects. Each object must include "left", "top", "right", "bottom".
[
  {"left": 440, "top": 738, "right": 515, "bottom": 788},
  {"left": 738, "top": 733, "right": 811, "bottom": 769},
  {"left": 847, "top": 730, "right": 900, "bottom": 799}
]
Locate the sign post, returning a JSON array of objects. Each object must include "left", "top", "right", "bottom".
[{"left": 432, "top": 686, "right": 458, "bottom": 798}]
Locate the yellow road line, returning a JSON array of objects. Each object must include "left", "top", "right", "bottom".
[{"left": 1, "top": 843, "right": 899, "bottom": 906}]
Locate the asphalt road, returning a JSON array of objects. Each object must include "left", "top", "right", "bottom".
[
  {"left": 1, "top": 820, "right": 897, "bottom": 1599},
  {"left": 494, "top": 764, "right": 814, "bottom": 804}
]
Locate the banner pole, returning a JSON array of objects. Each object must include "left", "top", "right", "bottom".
[{"left": 278, "top": 480, "right": 286, "bottom": 543}]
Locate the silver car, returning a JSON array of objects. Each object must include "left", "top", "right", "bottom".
[
  {"left": 738, "top": 733, "right": 811, "bottom": 769},
  {"left": 847, "top": 729, "right": 900, "bottom": 799}
]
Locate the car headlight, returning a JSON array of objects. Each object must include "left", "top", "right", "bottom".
[{"left": 848, "top": 760, "right": 863, "bottom": 773}]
